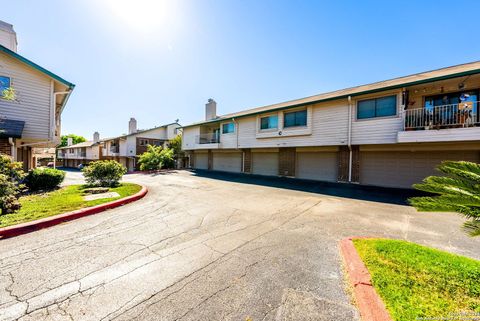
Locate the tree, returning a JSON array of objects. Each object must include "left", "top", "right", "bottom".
[
  {"left": 0, "top": 154, "right": 25, "bottom": 214},
  {"left": 138, "top": 145, "right": 174, "bottom": 171},
  {"left": 1, "top": 87, "right": 16, "bottom": 101},
  {"left": 409, "top": 161, "right": 480, "bottom": 237},
  {"left": 59, "top": 134, "right": 86, "bottom": 147},
  {"left": 168, "top": 135, "right": 182, "bottom": 157},
  {"left": 82, "top": 160, "right": 126, "bottom": 187}
]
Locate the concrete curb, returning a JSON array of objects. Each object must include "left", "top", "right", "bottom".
[
  {"left": 0, "top": 186, "right": 148, "bottom": 240},
  {"left": 340, "top": 236, "right": 393, "bottom": 321}
]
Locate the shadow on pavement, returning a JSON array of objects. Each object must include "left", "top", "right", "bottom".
[{"left": 190, "top": 169, "right": 427, "bottom": 206}]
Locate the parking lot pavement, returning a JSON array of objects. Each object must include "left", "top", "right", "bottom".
[{"left": 0, "top": 170, "right": 478, "bottom": 321}]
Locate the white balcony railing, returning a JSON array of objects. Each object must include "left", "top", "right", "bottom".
[
  {"left": 404, "top": 102, "right": 479, "bottom": 130},
  {"left": 195, "top": 133, "right": 220, "bottom": 144}
]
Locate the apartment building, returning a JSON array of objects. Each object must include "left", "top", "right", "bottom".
[
  {"left": 57, "top": 132, "right": 101, "bottom": 168},
  {"left": 182, "top": 62, "right": 480, "bottom": 189},
  {"left": 0, "top": 20, "right": 74, "bottom": 170},
  {"left": 59, "top": 118, "right": 181, "bottom": 171}
]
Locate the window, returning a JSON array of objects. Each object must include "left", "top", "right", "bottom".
[
  {"left": 222, "top": 122, "right": 235, "bottom": 134},
  {"left": 139, "top": 139, "right": 148, "bottom": 146},
  {"left": 284, "top": 110, "right": 307, "bottom": 127},
  {"left": 260, "top": 115, "right": 278, "bottom": 130},
  {"left": 357, "top": 95, "right": 397, "bottom": 119},
  {"left": 0, "top": 76, "right": 10, "bottom": 92}
]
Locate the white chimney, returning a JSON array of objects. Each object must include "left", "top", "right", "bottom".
[
  {"left": 0, "top": 20, "right": 17, "bottom": 52},
  {"left": 205, "top": 99, "right": 217, "bottom": 121},
  {"left": 128, "top": 118, "right": 137, "bottom": 134},
  {"left": 93, "top": 131, "right": 100, "bottom": 143},
  {"left": 67, "top": 137, "right": 73, "bottom": 146}
]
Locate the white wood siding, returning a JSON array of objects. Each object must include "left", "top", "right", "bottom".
[
  {"left": 0, "top": 52, "right": 52, "bottom": 140},
  {"left": 182, "top": 127, "right": 200, "bottom": 150},
  {"left": 86, "top": 146, "right": 99, "bottom": 159},
  {"left": 351, "top": 91, "right": 404, "bottom": 145}
]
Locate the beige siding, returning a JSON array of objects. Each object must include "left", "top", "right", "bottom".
[
  {"left": 0, "top": 52, "right": 52, "bottom": 140},
  {"left": 351, "top": 91, "right": 404, "bottom": 145},
  {"left": 182, "top": 127, "right": 200, "bottom": 150},
  {"left": 236, "top": 101, "right": 349, "bottom": 149}
]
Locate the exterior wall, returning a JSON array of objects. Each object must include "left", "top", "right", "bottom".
[
  {"left": 0, "top": 138, "right": 12, "bottom": 155},
  {"left": 350, "top": 90, "right": 404, "bottom": 145},
  {"left": 0, "top": 52, "right": 53, "bottom": 140},
  {"left": 182, "top": 126, "right": 200, "bottom": 150},
  {"left": 86, "top": 146, "right": 99, "bottom": 160}
]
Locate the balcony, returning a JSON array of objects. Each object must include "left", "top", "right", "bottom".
[
  {"left": 193, "top": 133, "right": 220, "bottom": 149},
  {"left": 398, "top": 102, "right": 480, "bottom": 143}
]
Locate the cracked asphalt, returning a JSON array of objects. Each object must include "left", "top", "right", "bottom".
[{"left": 1, "top": 170, "right": 478, "bottom": 321}]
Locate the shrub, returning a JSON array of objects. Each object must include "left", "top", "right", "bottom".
[
  {"left": 138, "top": 145, "right": 174, "bottom": 171},
  {"left": 82, "top": 160, "right": 126, "bottom": 187},
  {"left": 25, "top": 168, "right": 65, "bottom": 191},
  {"left": 0, "top": 154, "right": 25, "bottom": 214}
]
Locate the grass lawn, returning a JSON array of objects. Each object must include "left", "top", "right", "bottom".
[
  {"left": 353, "top": 239, "right": 480, "bottom": 321},
  {"left": 0, "top": 183, "right": 142, "bottom": 228}
]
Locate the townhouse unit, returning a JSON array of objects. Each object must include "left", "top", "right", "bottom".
[
  {"left": 0, "top": 20, "right": 74, "bottom": 170},
  {"left": 59, "top": 118, "right": 181, "bottom": 171},
  {"left": 182, "top": 62, "right": 480, "bottom": 189},
  {"left": 57, "top": 132, "right": 101, "bottom": 168}
]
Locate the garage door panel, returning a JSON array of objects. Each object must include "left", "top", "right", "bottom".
[
  {"left": 213, "top": 152, "right": 242, "bottom": 173},
  {"left": 252, "top": 152, "right": 278, "bottom": 176},
  {"left": 296, "top": 152, "right": 337, "bottom": 182},
  {"left": 360, "top": 151, "right": 479, "bottom": 189},
  {"left": 194, "top": 153, "right": 208, "bottom": 170}
]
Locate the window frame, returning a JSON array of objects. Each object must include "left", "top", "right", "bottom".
[
  {"left": 0, "top": 76, "right": 11, "bottom": 93},
  {"left": 356, "top": 94, "right": 398, "bottom": 120},
  {"left": 222, "top": 122, "right": 235, "bottom": 134},
  {"left": 259, "top": 115, "right": 279, "bottom": 131},
  {"left": 283, "top": 109, "right": 308, "bottom": 128}
]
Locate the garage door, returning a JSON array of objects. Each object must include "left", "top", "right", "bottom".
[
  {"left": 296, "top": 152, "right": 337, "bottom": 182},
  {"left": 360, "top": 151, "right": 480, "bottom": 189},
  {"left": 252, "top": 152, "right": 278, "bottom": 176},
  {"left": 194, "top": 153, "right": 208, "bottom": 170},
  {"left": 213, "top": 152, "right": 242, "bottom": 173}
]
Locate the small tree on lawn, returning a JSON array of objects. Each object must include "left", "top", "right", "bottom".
[
  {"left": 0, "top": 154, "right": 25, "bottom": 214},
  {"left": 82, "top": 160, "right": 126, "bottom": 187},
  {"left": 409, "top": 161, "right": 480, "bottom": 236},
  {"left": 138, "top": 145, "right": 174, "bottom": 171}
]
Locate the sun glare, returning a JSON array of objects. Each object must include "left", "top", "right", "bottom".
[{"left": 102, "top": 0, "right": 171, "bottom": 33}]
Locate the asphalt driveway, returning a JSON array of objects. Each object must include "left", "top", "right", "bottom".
[{"left": 0, "top": 170, "right": 478, "bottom": 321}]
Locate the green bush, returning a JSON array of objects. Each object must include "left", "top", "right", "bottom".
[
  {"left": 25, "top": 168, "right": 65, "bottom": 191},
  {"left": 138, "top": 145, "right": 175, "bottom": 171},
  {"left": 0, "top": 154, "right": 25, "bottom": 214},
  {"left": 82, "top": 160, "right": 126, "bottom": 187}
]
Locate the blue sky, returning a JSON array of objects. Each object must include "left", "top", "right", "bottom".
[{"left": 3, "top": 0, "right": 480, "bottom": 139}]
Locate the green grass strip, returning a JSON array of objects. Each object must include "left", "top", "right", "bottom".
[
  {"left": 0, "top": 183, "right": 142, "bottom": 228},
  {"left": 353, "top": 239, "right": 480, "bottom": 321}
]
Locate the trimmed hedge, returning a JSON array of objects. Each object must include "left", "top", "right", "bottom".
[
  {"left": 82, "top": 160, "right": 126, "bottom": 187},
  {"left": 25, "top": 168, "right": 65, "bottom": 191}
]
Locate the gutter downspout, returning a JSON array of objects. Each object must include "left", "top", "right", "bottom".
[
  {"left": 347, "top": 96, "right": 353, "bottom": 183},
  {"left": 8, "top": 137, "right": 15, "bottom": 159}
]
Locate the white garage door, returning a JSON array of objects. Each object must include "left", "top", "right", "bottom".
[
  {"left": 360, "top": 150, "right": 479, "bottom": 189},
  {"left": 213, "top": 152, "right": 242, "bottom": 173},
  {"left": 252, "top": 152, "right": 278, "bottom": 176},
  {"left": 296, "top": 152, "right": 337, "bottom": 182},
  {"left": 194, "top": 153, "right": 208, "bottom": 170}
]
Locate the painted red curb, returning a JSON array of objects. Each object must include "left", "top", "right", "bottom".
[
  {"left": 0, "top": 186, "right": 148, "bottom": 239},
  {"left": 340, "top": 236, "right": 393, "bottom": 321}
]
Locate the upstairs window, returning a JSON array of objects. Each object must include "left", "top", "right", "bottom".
[
  {"left": 284, "top": 110, "right": 307, "bottom": 127},
  {"left": 0, "top": 76, "right": 10, "bottom": 93},
  {"left": 139, "top": 139, "right": 148, "bottom": 146},
  {"left": 260, "top": 115, "right": 278, "bottom": 130},
  {"left": 222, "top": 122, "right": 235, "bottom": 134},
  {"left": 357, "top": 95, "right": 397, "bottom": 119}
]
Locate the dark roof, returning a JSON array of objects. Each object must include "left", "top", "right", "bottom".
[
  {"left": 0, "top": 118, "right": 25, "bottom": 138},
  {"left": 0, "top": 44, "right": 75, "bottom": 89}
]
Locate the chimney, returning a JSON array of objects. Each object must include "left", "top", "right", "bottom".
[
  {"left": 128, "top": 118, "right": 137, "bottom": 134},
  {"left": 205, "top": 99, "right": 217, "bottom": 121},
  {"left": 93, "top": 131, "right": 100, "bottom": 143},
  {"left": 0, "top": 20, "right": 17, "bottom": 52},
  {"left": 67, "top": 137, "right": 73, "bottom": 146}
]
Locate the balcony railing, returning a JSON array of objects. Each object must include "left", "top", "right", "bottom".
[
  {"left": 110, "top": 146, "right": 119, "bottom": 153},
  {"left": 195, "top": 133, "right": 220, "bottom": 144},
  {"left": 404, "top": 102, "right": 479, "bottom": 130}
]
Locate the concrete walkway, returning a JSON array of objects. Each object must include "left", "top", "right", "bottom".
[{"left": 0, "top": 170, "right": 478, "bottom": 321}]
